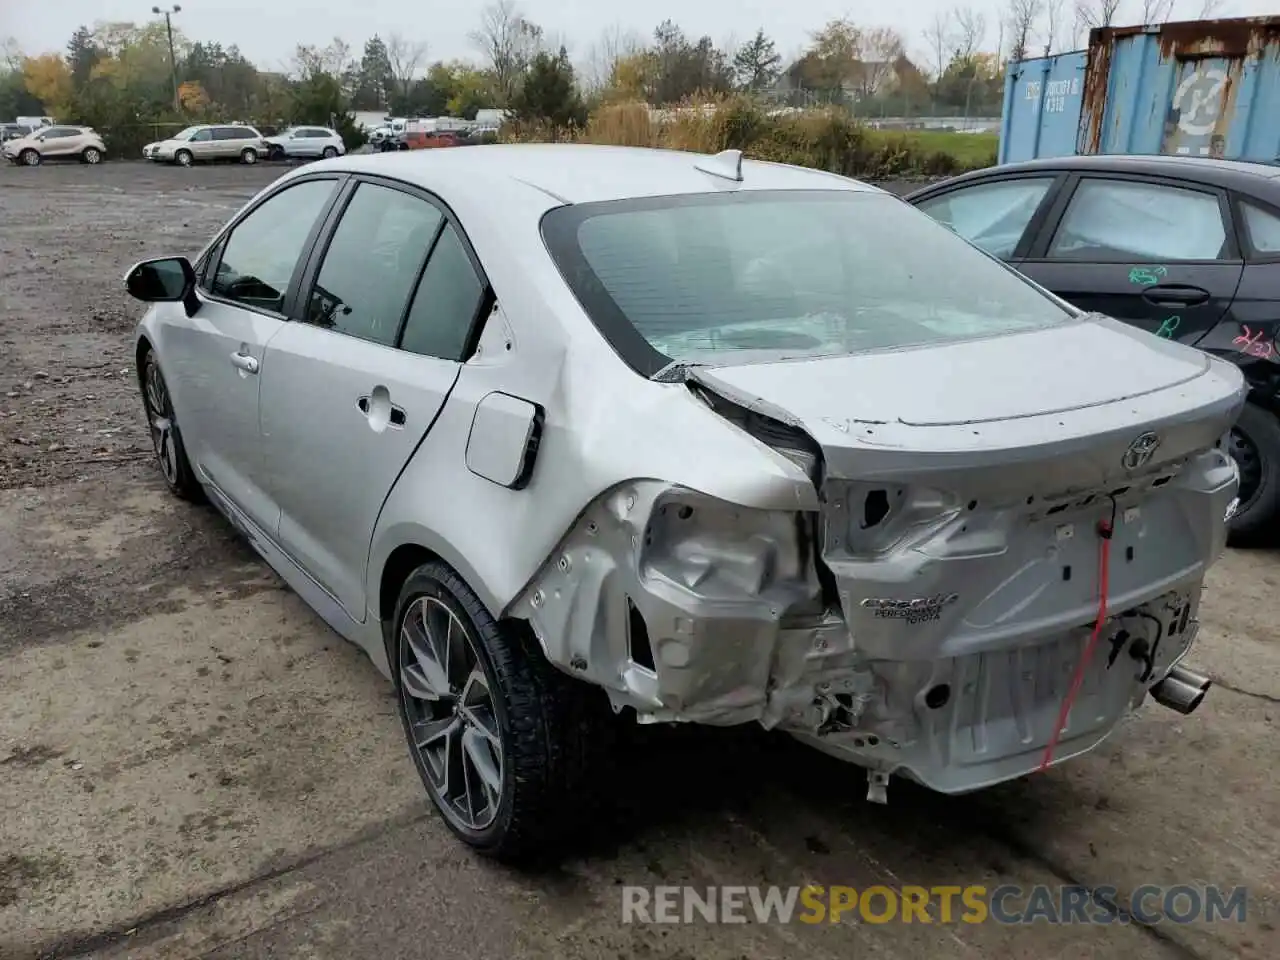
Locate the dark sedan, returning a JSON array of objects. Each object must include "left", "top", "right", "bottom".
[{"left": 906, "top": 155, "right": 1280, "bottom": 544}]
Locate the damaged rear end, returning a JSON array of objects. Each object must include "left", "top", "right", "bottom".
[
  {"left": 522, "top": 184, "right": 1245, "bottom": 801},
  {"left": 511, "top": 321, "right": 1243, "bottom": 802}
]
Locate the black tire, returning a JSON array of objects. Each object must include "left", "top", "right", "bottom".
[
  {"left": 391, "top": 560, "right": 615, "bottom": 863},
  {"left": 140, "top": 350, "right": 204, "bottom": 503},
  {"left": 19, "top": 149, "right": 39, "bottom": 167},
  {"left": 174, "top": 149, "right": 193, "bottom": 167},
  {"left": 1226, "top": 402, "right": 1280, "bottom": 546},
  {"left": 321, "top": 145, "right": 338, "bottom": 159},
  {"left": 81, "top": 146, "right": 102, "bottom": 164},
  {"left": 240, "top": 147, "right": 258, "bottom": 165}
]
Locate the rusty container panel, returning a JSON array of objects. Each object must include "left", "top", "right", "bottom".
[
  {"left": 1078, "top": 16, "right": 1280, "bottom": 161},
  {"left": 998, "top": 51, "right": 1088, "bottom": 164}
]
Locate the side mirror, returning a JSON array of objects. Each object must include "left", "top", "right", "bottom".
[{"left": 124, "top": 257, "right": 199, "bottom": 315}]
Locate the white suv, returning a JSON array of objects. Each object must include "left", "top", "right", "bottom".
[{"left": 263, "top": 126, "right": 346, "bottom": 161}]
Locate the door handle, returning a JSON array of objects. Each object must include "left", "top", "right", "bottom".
[
  {"left": 1141, "top": 284, "right": 1210, "bottom": 307},
  {"left": 229, "top": 350, "right": 259, "bottom": 374},
  {"left": 357, "top": 395, "right": 407, "bottom": 427}
]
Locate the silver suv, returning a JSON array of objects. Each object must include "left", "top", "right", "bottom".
[{"left": 142, "top": 124, "right": 267, "bottom": 166}]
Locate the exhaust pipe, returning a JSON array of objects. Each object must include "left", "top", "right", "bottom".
[{"left": 1150, "top": 665, "right": 1212, "bottom": 715}]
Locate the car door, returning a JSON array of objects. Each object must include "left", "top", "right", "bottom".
[
  {"left": 39, "top": 128, "right": 75, "bottom": 158},
  {"left": 210, "top": 126, "right": 237, "bottom": 159},
  {"left": 911, "top": 173, "right": 1065, "bottom": 261},
  {"left": 257, "top": 177, "right": 489, "bottom": 619},
  {"left": 1017, "top": 174, "right": 1245, "bottom": 344},
  {"left": 188, "top": 127, "right": 215, "bottom": 159},
  {"left": 162, "top": 175, "right": 346, "bottom": 533}
]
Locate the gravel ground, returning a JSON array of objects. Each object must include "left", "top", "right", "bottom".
[{"left": 1, "top": 159, "right": 1278, "bottom": 960}]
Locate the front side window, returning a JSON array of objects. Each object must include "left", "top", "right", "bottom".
[
  {"left": 1048, "top": 179, "right": 1228, "bottom": 261},
  {"left": 210, "top": 178, "right": 338, "bottom": 313},
  {"left": 541, "top": 190, "right": 1074, "bottom": 373},
  {"left": 305, "top": 182, "right": 443, "bottom": 346},
  {"left": 916, "top": 177, "right": 1054, "bottom": 259},
  {"left": 171, "top": 126, "right": 200, "bottom": 141},
  {"left": 1241, "top": 201, "right": 1280, "bottom": 255},
  {"left": 399, "top": 223, "right": 485, "bottom": 361},
  {"left": 190, "top": 128, "right": 213, "bottom": 142}
]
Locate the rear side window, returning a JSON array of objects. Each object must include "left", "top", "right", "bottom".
[
  {"left": 210, "top": 179, "right": 338, "bottom": 313},
  {"left": 1241, "top": 202, "right": 1280, "bottom": 255},
  {"left": 399, "top": 224, "right": 485, "bottom": 360},
  {"left": 916, "top": 178, "right": 1054, "bottom": 258},
  {"left": 305, "top": 182, "right": 443, "bottom": 346},
  {"left": 1048, "top": 179, "right": 1228, "bottom": 261}
]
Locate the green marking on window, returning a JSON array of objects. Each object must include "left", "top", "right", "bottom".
[
  {"left": 1128, "top": 265, "right": 1169, "bottom": 285},
  {"left": 1156, "top": 315, "right": 1180, "bottom": 339}
]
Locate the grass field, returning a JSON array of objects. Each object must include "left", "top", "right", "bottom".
[{"left": 875, "top": 129, "right": 999, "bottom": 170}]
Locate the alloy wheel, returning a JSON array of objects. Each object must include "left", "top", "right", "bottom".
[
  {"left": 84, "top": 148, "right": 101, "bottom": 164},
  {"left": 143, "top": 358, "right": 180, "bottom": 486},
  {"left": 21, "top": 150, "right": 38, "bottom": 166},
  {"left": 398, "top": 595, "right": 505, "bottom": 832}
]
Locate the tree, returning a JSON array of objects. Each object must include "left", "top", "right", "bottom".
[
  {"left": 1074, "top": 0, "right": 1123, "bottom": 31},
  {"left": 293, "top": 39, "right": 352, "bottom": 82},
  {"left": 471, "top": 0, "right": 544, "bottom": 103},
  {"left": 732, "top": 28, "right": 781, "bottom": 93},
  {"left": 582, "top": 24, "right": 644, "bottom": 93},
  {"left": 1006, "top": 0, "right": 1044, "bottom": 63},
  {"left": 355, "top": 35, "right": 393, "bottom": 111},
  {"left": 922, "top": 11, "right": 954, "bottom": 98},
  {"left": 22, "top": 54, "right": 74, "bottom": 116},
  {"left": 66, "top": 26, "right": 100, "bottom": 91},
  {"left": 177, "top": 79, "right": 210, "bottom": 114},
  {"left": 807, "top": 18, "right": 862, "bottom": 93},
  {"left": 386, "top": 34, "right": 428, "bottom": 111},
  {"left": 508, "top": 47, "right": 586, "bottom": 129},
  {"left": 855, "top": 27, "right": 906, "bottom": 99},
  {"left": 1140, "top": 0, "right": 1175, "bottom": 22},
  {"left": 606, "top": 50, "right": 658, "bottom": 102}
]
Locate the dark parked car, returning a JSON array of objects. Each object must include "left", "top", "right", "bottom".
[{"left": 906, "top": 155, "right": 1280, "bottom": 543}]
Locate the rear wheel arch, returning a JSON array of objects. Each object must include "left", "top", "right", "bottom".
[{"left": 377, "top": 540, "right": 509, "bottom": 664}]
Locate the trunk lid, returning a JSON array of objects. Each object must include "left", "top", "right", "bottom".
[{"left": 692, "top": 316, "right": 1245, "bottom": 498}]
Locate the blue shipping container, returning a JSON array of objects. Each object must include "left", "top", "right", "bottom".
[{"left": 999, "top": 16, "right": 1280, "bottom": 165}]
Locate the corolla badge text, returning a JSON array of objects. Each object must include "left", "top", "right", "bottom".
[{"left": 861, "top": 593, "right": 960, "bottom": 624}]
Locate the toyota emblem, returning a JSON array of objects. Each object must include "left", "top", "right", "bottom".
[{"left": 1122, "top": 431, "right": 1161, "bottom": 471}]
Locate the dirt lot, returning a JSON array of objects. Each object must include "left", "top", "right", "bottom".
[{"left": 1, "top": 160, "right": 1278, "bottom": 960}]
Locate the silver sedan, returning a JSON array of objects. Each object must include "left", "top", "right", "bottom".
[{"left": 124, "top": 144, "right": 1243, "bottom": 862}]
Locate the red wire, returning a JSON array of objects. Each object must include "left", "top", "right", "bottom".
[{"left": 1039, "top": 520, "right": 1113, "bottom": 772}]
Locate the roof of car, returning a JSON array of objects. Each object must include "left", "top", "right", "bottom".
[
  {"left": 924, "top": 153, "right": 1280, "bottom": 190},
  {"left": 325, "top": 143, "right": 880, "bottom": 205}
]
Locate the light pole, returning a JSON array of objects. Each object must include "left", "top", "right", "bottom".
[{"left": 152, "top": 5, "right": 182, "bottom": 112}]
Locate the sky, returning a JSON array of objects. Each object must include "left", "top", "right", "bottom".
[{"left": 3, "top": 0, "right": 1275, "bottom": 75}]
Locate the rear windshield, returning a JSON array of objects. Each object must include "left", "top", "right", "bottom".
[{"left": 540, "top": 189, "right": 1075, "bottom": 376}]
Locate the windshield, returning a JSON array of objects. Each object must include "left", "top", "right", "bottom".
[
  {"left": 541, "top": 190, "right": 1075, "bottom": 376},
  {"left": 172, "top": 126, "right": 200, "bottom": 141}
]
